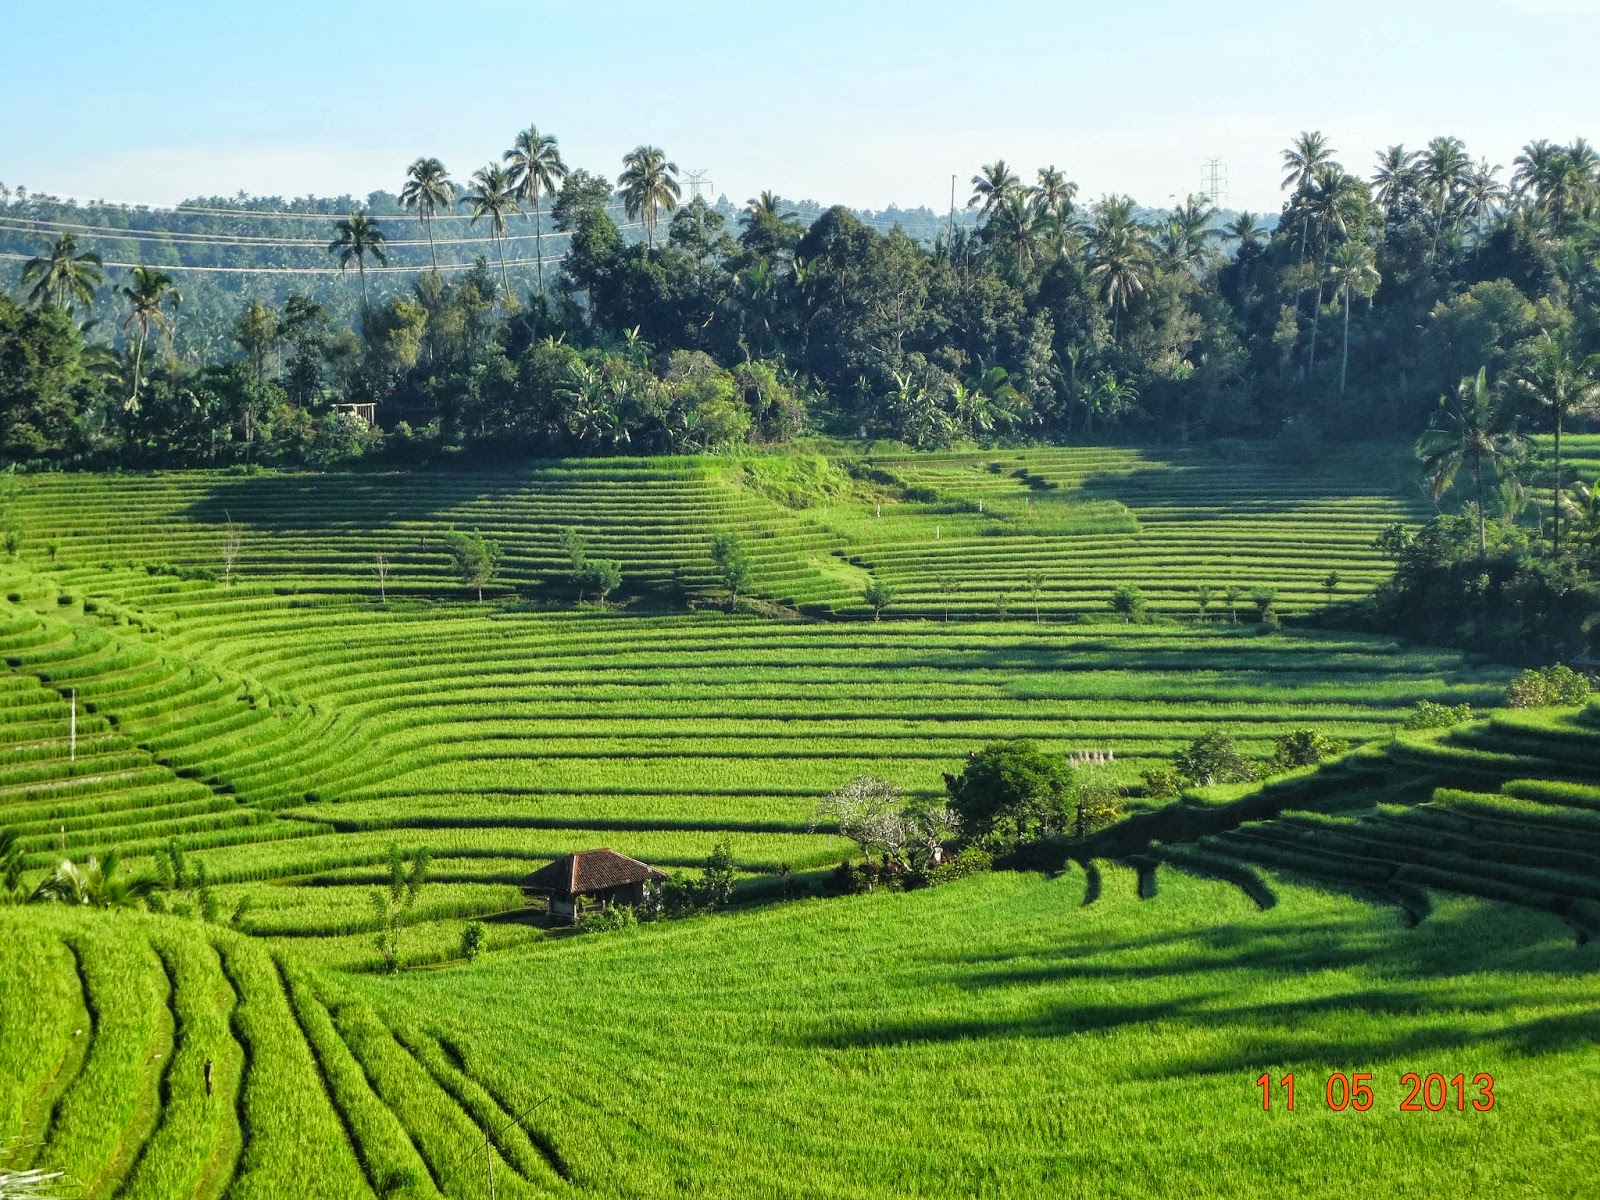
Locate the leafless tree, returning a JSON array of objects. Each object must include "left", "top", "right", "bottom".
[
  {"left": 221, "top": 514, "right": 242, "bottom": 586},
  {"left": 811, "top": 775, "right": 904, "bottom": 864}
]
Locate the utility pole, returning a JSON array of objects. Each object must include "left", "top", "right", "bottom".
[
  {"left": 948, "top": 174, "right": 956, "bottom": 245},
  {"left": 1201, "top": 158, "right": 1228, "bottom": 207}
]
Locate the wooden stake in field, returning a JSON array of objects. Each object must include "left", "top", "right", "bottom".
[
  {"left": 69, "top": 687, "right": 75, "bottom": 762},
  {"left": 375, "top": 553, "right": 389, "bottom": 604},
  {"left": 485, "top": 1129, "right": 496, "bottom": 1200}
]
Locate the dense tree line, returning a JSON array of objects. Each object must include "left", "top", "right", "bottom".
[{"left": 3, "top": 127, "right": 1599, "bottom": 470}]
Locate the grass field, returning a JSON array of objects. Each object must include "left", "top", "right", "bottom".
[{"left": 1, "top": 442, "right": 1596, "bottom": 1197}]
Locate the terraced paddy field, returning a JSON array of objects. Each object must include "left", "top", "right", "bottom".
[
  {"left": 1, "top": 441, "right": 1423, "bottom": 618},
  {"left": 2, "top": 443, "right": 1598, "bottom": 1197}
]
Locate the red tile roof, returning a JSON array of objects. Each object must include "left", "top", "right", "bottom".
[{"left": 520, "top": 849, "right": 667, "bottom": 898}]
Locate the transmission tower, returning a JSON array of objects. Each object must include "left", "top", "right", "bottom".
[
  {"left": 685, "top": 170, "right": 713, "bottom": 204},
  {"left": 1200, "top": 158, "right": 1228, "bottom": 207}
]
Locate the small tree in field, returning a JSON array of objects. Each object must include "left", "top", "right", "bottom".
[
  {"left": 710, "top": 531, "right": 752, "bottom": 609},
  {"left": 577, "top": 558, "right": 622, "bottom": 608},
  {"left": 1224, "top": 584, "right": 1242, "bottom": 623},
  {"left": 1250, "top": 586, "right": 1277, "bottom": 623},
  {"left": 460, "top": 921, "right": 488, "bottom": 963},
  {"left": 864, "top": 579, "right": 894, "bottom": 621},
  {"left": 371, "top": 845, "right": 431, "bottom": 973},
  {"left": 1322, "top": 571, "right": 1340, "bottom": 602},
  {"left": 375, "top": 553, "right": 389, "bottom": 603},
  {"left": 1027, "top": 572, "right": 1045, "bottom": 624},
  {"left": 1174, "top": 729, "right": 1258, "bottom": 787},
  {"left": 441, "top": 529, "right": 499, "bottom": 601},
  {"left": 812, "top": 776, "right": 905, "bottom": 864},
  {"left": 943, "top": 740, "right": 1074, "bottom": 845},
  {"left": 1110, "top": 583, "right": 1146, "bottom": 624},
  {"left": 1195, "top": 585, "right": 1212, "bottom": 621},
  {"left": 221, "top": 514, "right": 242, "bottom": 586}
]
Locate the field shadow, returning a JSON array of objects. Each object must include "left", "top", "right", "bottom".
[{"left": 794, "top": 902, "right": 1599, "bottom": 1058}]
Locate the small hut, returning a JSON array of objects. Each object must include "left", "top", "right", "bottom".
[{"left": 521, "top": 849, "right": 667, "bottom": 923}]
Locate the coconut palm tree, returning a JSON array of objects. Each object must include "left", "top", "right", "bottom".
[
  {"left": 462, "top": 163, "right": 521, "bottom": 299},
  {"left": 398, "top": 157, "right": 454, "bottom": 273},
  {"left": 1371, "top": 145, "right": 1421, "bottom": 215},
  {"left": 1029, "top": 166, "right": 1078, "bottom": 223},
  {"left": 1282, "top": 131, "right": 1336, "bottom": 193},
  {"left": 1510, "top": 331, "right": 1600, "bottom": 554},
  {"left": 1418, "top": 367, "right": 1526, "bottom": 554},
  {"left": 1225, "top": 212, "right": 1268, "bottom": 251},
  {"left": 1300, "top": 166, "right": 1367, "bottom": 372},
  {"left": 1327, "top": 240, "right": 1380, "bottom": 398},
  {"left": 29, "top": 851, "right": 160, "bottom": 909},
  {"left": 1085, "top": 197, "right": 1151, "bottom": 341},
  {"left": 744, "top": 191, "right": 797, "bottom": 223},
  {"left": 991, "top": 190, "right": 1044, "bottom": 277},
  {"left": 968, "top": 160, "right": 1022, "bottom": 220},
  {"left": 503, "top": 124, "right": 568, "bottom": 294},
  {"left": 326, "top": 213, "right": 388, "bottom": 310},
  {"left": 1460, "top": 159, "right": 1507, "bottom": 230},
  {"left": 118, "top": 265, "right": 179, "bottom": 412},
  {"left": 20, "top": 234, "right": 104, "bottom": 314},
  {"left": 1420, "top": 135, "right": 1470, "bottom": 260},
  {"left": 618, "top": 146, "right": 681, "bottom": 250}
]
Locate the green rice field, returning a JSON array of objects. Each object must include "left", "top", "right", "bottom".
[{"left": 1, "top": 443, "right": 1597, "bottom": 1198}]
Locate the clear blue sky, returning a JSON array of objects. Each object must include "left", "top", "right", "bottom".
[{"left": 4, "top": 0, "right": 1597, "bottom": 214}]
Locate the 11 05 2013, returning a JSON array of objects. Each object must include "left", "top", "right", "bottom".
[{"left": 1256, "top": 1072, "right": 1496, "bottom": 1112}]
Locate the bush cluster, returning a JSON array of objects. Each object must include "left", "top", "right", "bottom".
[
  {"left": 1506, "top": 664, "right": 1591, "bottom": 708},
  {"left": 1403, "top": 700, "right": 1474, "bottom": 730}
]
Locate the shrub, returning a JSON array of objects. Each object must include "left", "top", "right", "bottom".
[
  {"left": 577, "top": 904, "right": 638, "bottom": 934},
  {"left": 1141, "top": 768, "right": 1183, "bottom": 799},
  {"left": 1072, "top": 769, "right": 1125, "bottom": 837},
  {"left": 1270, "top": 727, "right": 1349, "bottom": 771},
  {"left": 1110, "top": 584, "right": 1146, "bottom": 624},
  {"left": 926, "top": 846, "right": 992, "bottom": 886},
  {"left": 827, "top": 858, "right": 905, "bottom": 895},
  {"left": 56, "top": 594, "right": 73, "bottom": 606},
  {"left": 1251, "top": 586, "right": 1277, "bottom": 622},
  {"left": 1506, "top": 665, "right": 1591, "bottom": 708},
  {"left": 461, "top": 921, "right": 488, "bottom": 962},
  {"left": 1174, "top": 728, "right": 1258, "bottom": 787},
  {"left": 1403, "top": 700, "right": 1473, "bottom": 730}
]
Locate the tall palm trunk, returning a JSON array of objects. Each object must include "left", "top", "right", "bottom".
[
  {"left": 1339, "top": 287, "right": 1352, "bottom": 398},
  {"left": 1307, "top": 241, "right": 1331, "bottom": 374},
  {"left": 495, "top": 231, "right": 511, "bottom": 299},
  {"left": 426, "top": 212, "right": 439, "bottom": 273},
  {"left": 1473, "top": 451, "right": 1487, "bottom": 554},
  {"left": 1553, "top": 414, "right": 1564, "bottom": 555},
  {"left": 532, "top": 197, "right": 545, "bottom": 295},
  {"left": 357, "top": 257, "right": 369, "bottom": 311},
  {"left": 130, "top": 324, "right": 149, "bottom": 409}
]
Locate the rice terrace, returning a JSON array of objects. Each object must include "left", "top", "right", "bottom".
[{"left": 4, "top": 6, "right": 1600, "bottom": 1196}]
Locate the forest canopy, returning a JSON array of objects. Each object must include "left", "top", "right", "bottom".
[{"left": 1, "top": 129, "right": 1598, "bottom": 467}]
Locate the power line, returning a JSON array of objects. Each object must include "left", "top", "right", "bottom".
[
  {"left": 0, "top": 212, "right": 648, "bottom": 249},
  {"left": 0, "top": 249, "right": 570, "bottom": 275}
]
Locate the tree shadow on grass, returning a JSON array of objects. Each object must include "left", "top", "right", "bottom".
[{"left": 794, "top": 901, "right": 1600, "bottom": 1058}]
